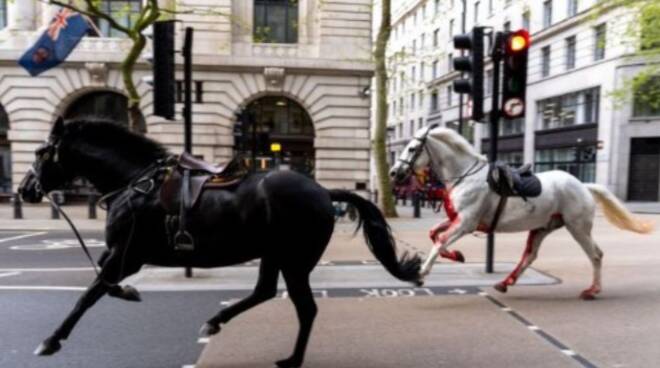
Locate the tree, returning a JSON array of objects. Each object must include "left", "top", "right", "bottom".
[
  {"left": 597, "top": 0, "right": 660, "bottom": 111},
  {"left": 47, "top": 0, "right": 163, "bottom": 131},
  {"left": 373, "top": 0, "right": 398, "bottom": 217}
]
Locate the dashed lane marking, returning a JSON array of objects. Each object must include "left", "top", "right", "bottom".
[
  {"left": 482, "top": 291, "right": 599, "bottom": 368},
  {"left": 197, "top": 337, "right": 210, "bottom": 344},
  {"left": 0, "top": 286, "right": 86, "bottom": 291},
  {"left": 0, "top": 267, "right": 94, "bottom": 272},
  {"left": 0, "top": 272, "right": 20, "bottom": 279},
  {"left": 0, "top": 232, "right": 47, "bottom": 244}
]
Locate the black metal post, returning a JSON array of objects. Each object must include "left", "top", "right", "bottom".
[
  {"left": 88, "top": 193, "right": 97, "bottom": 219},
  {"left": 183, "top": 27, "right": 194, "bottom": 279},
  {"left": 413, "top": 192, "right": 421, "bottom": 218},
  {"left": 458, "top": 0, "right": 467, "bottom": 134},
  {"left": 13, "top": 193, "right": 22, "bottom": 219},
  {"left": 486, "top": 32, "right": 504, "bottom": 274},
  {"left": 50, "top": 192, "right": 60, "bottom": 219}
]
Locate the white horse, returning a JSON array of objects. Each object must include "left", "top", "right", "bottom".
[{"left": 390, "top": 126, "right": 654, "bottom": 299}]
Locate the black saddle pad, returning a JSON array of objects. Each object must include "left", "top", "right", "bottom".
[{"left": 487, "top": 162, "right": 542, "bottom": 199}]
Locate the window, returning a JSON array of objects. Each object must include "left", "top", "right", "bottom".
[
  {"left": 412, "top": 66, "right": 417, "bottom": 82},
  {"left": 0, "top": 0, "right": 6, "bottom": 30},
  {"left": 420, "top": 62, "right": 425, "bottom": 81},
  {"left": 418, "top": 117, "right": 424, "bottom": 130},
  {"left": 474, "top": 1, "right": 480, "bottom": 24},
  {"left": 633, "top": 77, "right": 660, "bottom": 117},
  {"left": 498, "top": 151, "right": 524, "bottom": 167},
  {"left": 431, "top": 90, "right": 439, "bottom": 111},
  {"left": 449, "top": 19, "right": 454, "bottom": 38},
  {"left": 522, "top": 11, "right": 530, "bottom": 31},
  {"left": 542, "top": 46, "right": 551, "bottom": 77},
  {"left": 543, "top": 0, "right": 552, "bottom": 28},
  {"left": 433, "top": 29, "right": 440, "bottom": 46},
  {"left": 565, "top": 36, "right": 576, "bottom": 70},
  {"left": 535, "top": 146, "right": 596, "bottom": 182},
  {"left": 447, "top": 85, "right": 453, "bottom": 106},
  {"left": 448, "top": 53, "right": 453, "bottom": 73},
  {"left": 254, "top": 0, "right": 299, "bottom": 43},
  {"left": 399, "top": 97, "right": 404, "bottom": 114},
  {"left": 420, "top": 33, "right": 426, "bottom": 51},
  {"left": 412, "top": 40, "right": 417, "bottom": 55},
  {"left": 594, "top": 23, "right": 606, "bottom": 61},
  {"left": 432, "top": 60, "right": 439, "bottom": 79},
  {"left": 409, "top": 120, "right": 415, "bottom": 137},
  {"left": 419, "top": 91, "right": 424, "bottom": 109},
  {"left": 94, "top": 0, "right": 142, "bottom": 37},
  {"left": 435, "top": 0, "right": 440, "bottom": 15},
  {"left": 488, "top": 0, "right": 493, "bottom": 15},
  {"left": 505, "top": 0, "right": 512, "bottom": 7},
  {"left": 537, "top": 87, "right": 600, "bottom": 130},
  {"left": 411, "top": 93, "right": 416, "bottom": 110},
  {"left": 567, "top": 0, "right": 578, "bottom": 17},
  {"left": 392, "top": 101, "right": 397, "bottom": 116}
]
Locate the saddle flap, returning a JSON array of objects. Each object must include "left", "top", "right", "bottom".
[{"left": 487, "top": 162, "right": 542, "bottom": 199}]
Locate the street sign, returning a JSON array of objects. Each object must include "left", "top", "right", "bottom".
[{"left": 503, "top": 97, "right": 524, "bottom": 118}]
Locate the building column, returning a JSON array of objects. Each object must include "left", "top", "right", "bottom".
[
  {"left": 41, "top": 3, "right": 58, "bottom": 29},
  {"left": 7, "top": 0, "right": 36, "bottom": 31}
]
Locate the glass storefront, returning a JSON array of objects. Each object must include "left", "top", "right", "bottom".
[
  {"left": 537, "top": 87, "right": 600, "bottom": 130},
  {"left": 535, "top": 146, "right": 596, "bottom": 182}
]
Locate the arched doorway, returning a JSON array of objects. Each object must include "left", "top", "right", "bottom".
[
  {"left": 64, "top": 91, "right": 146, "bottom": 132},
  {"left": 235, "top": 96, "right": 315, "bottom": 177},
  {"left": 0, "top": 104, "right": 10, "bottom": 193}
]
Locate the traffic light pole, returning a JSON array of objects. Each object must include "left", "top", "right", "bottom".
[
  {"left": 458, "top": 0, "right": 467, "bottom": 133},
  {"left": 183, "top": 27, "right": 194, "bottom": 279},
  {"left": 486, "top": 31, "right": 505, "bottom": 274}
]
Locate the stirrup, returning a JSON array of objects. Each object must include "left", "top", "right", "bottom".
[{"left": 174, "top": 230, "right": 195, "bottom": 251}]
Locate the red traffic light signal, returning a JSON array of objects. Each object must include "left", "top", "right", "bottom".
[
  {"left": 502, "top": 29, "right": 530, "bottom": 119},
  {"left": 507, "top": 30, "right": 530, "bottom": 53}
]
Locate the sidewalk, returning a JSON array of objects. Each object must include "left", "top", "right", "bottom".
[{"left": 0, "top": 203, "right": 106, "bottom": 231}]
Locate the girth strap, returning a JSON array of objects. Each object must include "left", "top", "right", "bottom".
[{"left": 489, "top": 196, "right": 508, "bottom": 233}]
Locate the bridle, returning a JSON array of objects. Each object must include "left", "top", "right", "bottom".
[{"left": 397, "top": 126, "right": 487, "bottom": 189}]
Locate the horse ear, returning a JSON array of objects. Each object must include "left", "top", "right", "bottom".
[{"left": 50, "top": 117, "right": 65, "bottom": 138}]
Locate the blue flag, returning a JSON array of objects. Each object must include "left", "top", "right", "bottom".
[{"left": 18, "top": 9, "right": 91, "bottom": 77}]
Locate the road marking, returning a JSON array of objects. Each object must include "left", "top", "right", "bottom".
[
  {"left": 0, "top": 286, "right": 86, "bottom": 291},
  {"left": 10, "top": 238, "right": 106, "bottom": 251},
  {"left": 482, "top": 290, "right": 599, "bottom": 368},
  {"left": 0, "top": 267, "right": 94, "bottom": 272},
  {"left": 0, "top": 232, "right": 47, "bottom": 244},
  {"left": 197, "top": 337, "right": 210, "bottom": 344},
  {"left": 182, "top": 365, "right": 195, "bottom": 368},
  {"left": 0, "top": 272, "right": 20, "bottom": 279}
]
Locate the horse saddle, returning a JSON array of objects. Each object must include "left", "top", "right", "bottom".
[
  {"left": 487, "top": 161, "right": 542, "bottom": 201},
  {"left": 159, "top": 153, "right": 248, "bottom": 250}
]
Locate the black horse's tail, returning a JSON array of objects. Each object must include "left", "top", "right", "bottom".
[{"left": 329, "top": 190, "right": 422, "bottom": 284}]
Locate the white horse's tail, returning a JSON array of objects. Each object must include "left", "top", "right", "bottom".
[{"left": 585, "top": 184, "right": 654, "bottom": 234}]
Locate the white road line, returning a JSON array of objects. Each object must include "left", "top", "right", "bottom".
[
  {"left": 182, "top": 365, "right": 196, "bottom": 368},
  {"left": 562, "top": 349, "right": 577, "bottom": 356},
  {"left": 0, "top": 267, "right": 95, "bottom": 272},
  {"left": 197, "top": 337, "right": 210, "bottom": 344},
  {"left": 0, "top": 286, "right": 86, "bottom": 291},
  {"left": 528, "top": 325, "right": 540, "bottom": 331},
  {"left": 0, "top": 272, "right": 20, "bottom": 279},
  {"left": 0, "top": 232, "right": 47, "bottom": 244},
  {"left": 501, "top": 307, "right": 513, "bottom": 312}
]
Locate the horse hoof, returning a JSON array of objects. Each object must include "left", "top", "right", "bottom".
[
  {"left": 493, "top": 282, "right": 508, "bottom": 293},
  {"left": 414, "top": 278, "right": 425, "bottom": 287},
  {"left": 34, "top": 338, "right": 61, "bottom": 356},
  {"left": 108, "top": 285, "right": 141, "bottom": 302},
  {"left": 199, "top": 323, "right": 221, "bottom": 336},
  {"left": 276, "top": 357, "right": 302, "bottom": 368},
  {"left": 580, "top": 291, "right": 597, "bottom": 301},
  {"left": 453, "top": 251, "right": 465, "bottom": 263}
]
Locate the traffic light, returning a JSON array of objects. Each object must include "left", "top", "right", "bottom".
[
  {"left": 152, "top": 20, "right": 176, "bottom": 120},
  {"left": 453, "top": 27, "right": 485, "bottom": 121},
  {"left": 502, "top": 29, "right": 530, "bottom": 119}
]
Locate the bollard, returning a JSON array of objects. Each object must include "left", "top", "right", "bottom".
[
  {"left": 50, "top": 192, "right": 62, "bottom": 219},
  {"left": 88, "top": 193, "right": 98, "bottom": 219},
  {"left": 13, "top": 193, "right": 23, "bottom": 219},
  {"left": 413, "top": 192, "right": 421, "bottom": 218}
]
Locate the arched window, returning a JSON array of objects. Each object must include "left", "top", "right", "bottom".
[
  {"left": 64, "top": 91, "right": 146, "bottom": 132},
  {"left": 236, "top": 96, "right": 314, "bottom": 176},
  {"left": 0, "top": 105, "right": 11, "bottom": 192},
  {"left": 254, "top": 0, "right": 299, "bottom": 44},
  {"left": 90, "top": 0, "right": 142, "bottom": 37}
]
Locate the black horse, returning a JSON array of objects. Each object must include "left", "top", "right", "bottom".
[{"left": 19, "top": 117, "right": 421, "bottom": 368}]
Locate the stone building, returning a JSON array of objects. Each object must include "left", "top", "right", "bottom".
[
  {"left": 0, "top": 0, "right": 374, "bottom": 195},
  {"left": 381, "top": 0, "right": 659, "bottom": 202}
]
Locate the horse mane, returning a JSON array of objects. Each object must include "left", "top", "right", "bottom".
[
  {"left": 62, "top": 118, "right": 168, "bottom": 162},
  {"left": 428, "top": 127, "right": 486, "bottom": 161}
]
